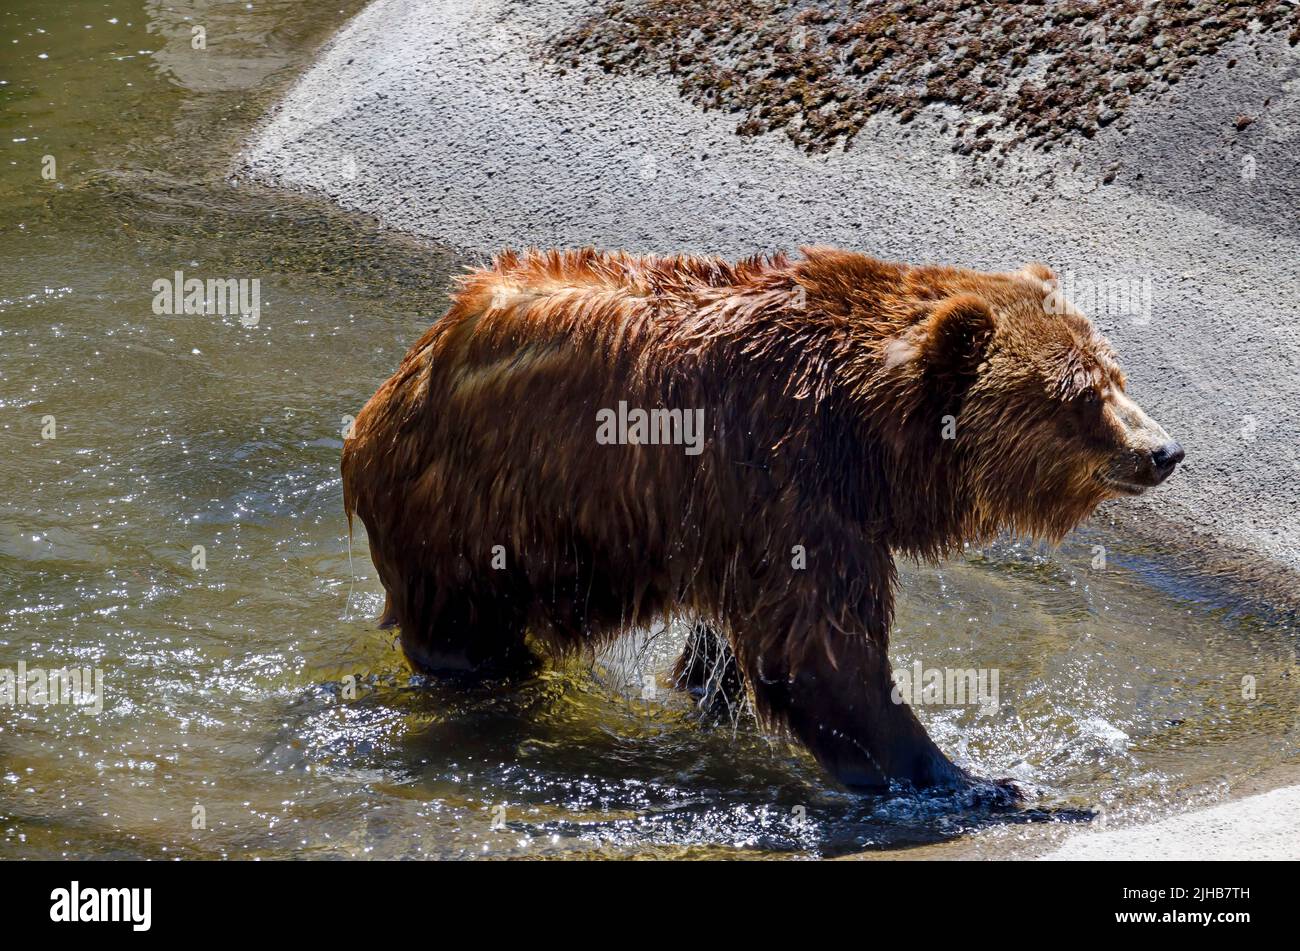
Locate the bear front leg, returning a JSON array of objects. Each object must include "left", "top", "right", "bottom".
[
  {"left": 389, "top": 582, "right": 538, "bottom": 682},
  {"left": 748, "top": 633, "right": 971, "bottom": 794}
]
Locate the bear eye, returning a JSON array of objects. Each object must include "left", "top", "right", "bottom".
[{"left": 1078, "top": 388, "right": 1099, "bottom": 406}]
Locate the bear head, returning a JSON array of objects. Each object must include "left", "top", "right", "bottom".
[{"left": 880, "top": 262, "right": 1183, "bottom": 547}]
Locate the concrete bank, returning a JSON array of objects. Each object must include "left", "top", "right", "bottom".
[{"left": 1044, "top": 783, "right": 1300, "bottom": 860}]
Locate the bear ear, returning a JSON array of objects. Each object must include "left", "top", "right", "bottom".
[
  {"left": 1020, "top": 262, "right": 1056, "bottom": 284},
  {"left": 915, "top": 293, "right": 996, "bottom": 384}
]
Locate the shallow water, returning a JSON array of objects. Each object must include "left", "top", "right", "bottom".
[{"left": 1, "top": 0, "right": 1297, "bottom": 860}]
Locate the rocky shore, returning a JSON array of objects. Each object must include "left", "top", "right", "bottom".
[{"left": 553, "top": 0, "right": 1300, "bottom": 158}]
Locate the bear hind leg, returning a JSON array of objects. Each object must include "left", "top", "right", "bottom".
[{"left": 671, "top": 621, "right": 747, "bottom": 718}]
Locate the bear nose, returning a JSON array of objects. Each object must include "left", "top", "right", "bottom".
[{"left": 1151, "top": 441, "right": 1184, "bottom": 472}]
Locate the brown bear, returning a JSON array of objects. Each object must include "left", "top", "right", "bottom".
[{"left": 342, "top": 246, "right": 1182, "bottom": 795}]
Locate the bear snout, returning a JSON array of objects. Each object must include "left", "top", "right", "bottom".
[
  {"left": 1131, "top": 438, "right": 1184, "bottom": 488},
  {"left": 1100, "top": 439, "right": 1184, "bottom": 494},
  {"left": 1101, "top": 391, "right": 1184, "bottom": 491},
  {"left": 1150, "top": 440, "right": 1185, "bottom": 481}
]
